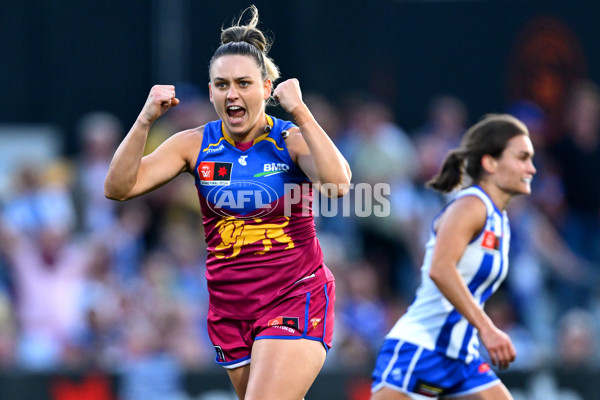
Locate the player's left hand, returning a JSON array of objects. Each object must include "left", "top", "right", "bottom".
[{"left": 272, "top": 78, "right": 303, "bottom": 113}]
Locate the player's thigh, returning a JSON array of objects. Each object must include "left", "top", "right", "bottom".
[
  {"left": 244, "top": 338, "right": 326, "bottom": 400},
  {"left": 452, "top": 382, "right": 513, "bottom": 400},
  {"left": 226, "top": 364, "right": 251, "bottom": 400},
  {"left": 372, "top": 386, "right": 414, "bottom": 400}
]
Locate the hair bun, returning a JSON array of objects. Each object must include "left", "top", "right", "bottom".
[
  {"left": 220, "top": 6, "right": 267, "bottom": 52},
  {"left": 209, "top": 5, "right": 280, "bottom": 83}
]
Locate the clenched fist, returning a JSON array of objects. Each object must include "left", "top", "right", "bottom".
[
  {"left": 138, "top": 85, "right": 180, "bottom": 125},
  {"left": 272, "top": 79, "right": 303, "bottom": 114},
  {"left": 273, "top": 78, "right": 314, "bottom": 126}
]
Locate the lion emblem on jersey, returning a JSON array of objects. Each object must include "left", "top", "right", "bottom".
[{"left": 213, "top": 216, "right": 295, "bottom": 259}]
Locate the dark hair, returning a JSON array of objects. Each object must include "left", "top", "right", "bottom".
[
  {"left": 209, "top": 5, "right": 280, "bottom": 82},
  {"left": 427, "top": 114, "right": 529, "bottom": 193}
]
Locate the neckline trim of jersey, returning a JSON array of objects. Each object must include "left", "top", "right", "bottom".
[{"left": 220, "top": 115, "right": 281, "bottom": 150}]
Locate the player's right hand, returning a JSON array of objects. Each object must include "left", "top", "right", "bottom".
[
  {"left": 479, "top": 324, "right": 516, "bottom": 370},
  {"left": 138, "top": 85, "right": 180, "bottom": 124}
]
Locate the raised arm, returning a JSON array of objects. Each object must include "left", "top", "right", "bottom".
[
  {"left": 428, "top": 196, "right": 516, "bottom": 370},
  {"left": 104, "top": 85, "right": 199, "bottom": 201},
  {"left": 273, "top": 79, "right": 351, "bottom": 197}
]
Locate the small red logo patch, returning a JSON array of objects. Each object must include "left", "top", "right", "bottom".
[
  {"left": 199, "top": 162, "right": 214, "bottom": 180},
  {"left": 478, "top": 362, "right": 491, "bottom": 373},
  {"left": 268, "top": 316, "right": 299, "bottom": 330},
  {"left": 482, "top": 231, "right": 499, "bottom": 250},
  {"left": 198, "top": 161, "right": 232, "bottom": 182}
]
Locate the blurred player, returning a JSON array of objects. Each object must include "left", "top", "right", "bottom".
[{"left": 371, "top": 114, "right": 535, "bottom": 400}]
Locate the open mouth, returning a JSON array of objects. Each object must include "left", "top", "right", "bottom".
[{"left": 227, "top": 105, "right": 246, "bottom": 124}]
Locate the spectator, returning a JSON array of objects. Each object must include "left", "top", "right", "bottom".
[
  {"left": 0, "top": 222, "right": 92, "bottom": 369},
  {"left": 556, "top": 308, "right": 598, "bottom": 369},
  {"left": 412, "top": 94, "right": 468, "bottom": 181},
  {"left": 342, "top": 97, "right": 419, "bottom": 299},
  {"left": 551, "top": 79, "right": 600, "bottom": 312},
  {"left": 74, "top": 111, "right": 123, "bottom": 235}
]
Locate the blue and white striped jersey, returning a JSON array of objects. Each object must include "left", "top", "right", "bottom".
[{"left": 386, "top": 185, "right": 510, "bottom": 364}]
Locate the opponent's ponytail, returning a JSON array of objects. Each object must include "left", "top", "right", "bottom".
[
  {"left": 427, "top": 114, "right": 529, "bottom": 193},
  {"left": 426, "top": 150, "right": 466, "bottom": 192}
]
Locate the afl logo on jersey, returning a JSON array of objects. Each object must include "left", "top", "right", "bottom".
[{"left": 206, "top": 180, "right": 280, "bottom": 219}]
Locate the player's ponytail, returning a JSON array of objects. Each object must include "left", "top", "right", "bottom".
[
  {"left": 426, "top": 150, "right": 466, "bottom": 193},
  {"left": 427, "top": 114, "right": 529, "bottom": 193}
]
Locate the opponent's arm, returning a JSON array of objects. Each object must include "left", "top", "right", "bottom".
[
  {"left": 428, "top": 195, "right": 516, "bottom": 370},
  {"left": 104, "top": 85, "right": 194, "bottom": 200},
  {"left": 273, "top": 79, "right": 351, "bottom": 197}
]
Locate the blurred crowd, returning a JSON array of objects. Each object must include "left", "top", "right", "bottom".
[{"left": 1, "top": 78, "right": 600, "bottom": 389}]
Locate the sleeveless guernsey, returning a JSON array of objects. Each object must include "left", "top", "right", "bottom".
[
  {"left": 386, "top": 185, "right": 510, "bottom": 364},
  {"left": 193, "top": 115, "right": 331, "bottom": 319}
]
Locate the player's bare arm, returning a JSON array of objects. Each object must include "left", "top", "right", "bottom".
[
  {"left": 104, "top": 85, "right": 202, "bottom": 200},
  {"left": 429, "top": 195, "right": 516, "bottom": 369},
  {"left": 273, "top": 78, "right": 351, "bottom": 197}
]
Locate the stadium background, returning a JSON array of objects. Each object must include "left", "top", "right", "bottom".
[{"left": 2, "top": 0, "right": 600, "bottom": 399}]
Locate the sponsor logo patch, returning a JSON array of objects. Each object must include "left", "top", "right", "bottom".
[
  {"left": 206, "top": 144, "right": 225, "bottom": 154},
  {"left": 268, "top": 316, "right": 299, "bottom": 330},
  {"left": 482, "top": 230, "right": 500, "bottom": 251},
  {"left": 198, "top": 161, "right": 233, "bottom": 185},
  {"left": 415, "top": 379, "right": 444, "bottom": 397},
  {"left": 254, "top": 163, "right": 290, "bottom": 177}
]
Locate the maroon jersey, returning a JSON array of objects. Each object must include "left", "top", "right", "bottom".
[{"left": 193, "top": 116, "right": 333, "bottom": 319}]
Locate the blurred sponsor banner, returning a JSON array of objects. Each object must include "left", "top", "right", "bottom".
[{"left": 0, "top": 369, "right": 595, "bottom": 400}]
